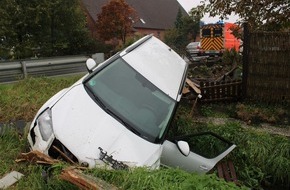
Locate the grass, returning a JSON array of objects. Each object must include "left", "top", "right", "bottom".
[
  {"left": 0, "top": 125, "right": 245, "bottom": 190},
  {"left": 196, "top": 101, "right": 290, "bottom": 127},
  {"left": 0, "top": 75, "right": 289, "bottom": 189},
  {"left": 86, "top": 167, "right": 244, "bottom": 190},
  {"left": 173, "top": 102, "right": 290, "bottom": 188},
  {"left": 0, "top": 125, "right": 26, "bottom": 175},
  {"left": 172, "top": 108, "right": 290, "bottom": 189},
  {"left": 0, "top": 75, "right": 83, "bottom": 123}
]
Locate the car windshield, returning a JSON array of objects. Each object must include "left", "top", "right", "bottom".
[{"left": 84, "top": 58, "right": 176, "bottom": 143}]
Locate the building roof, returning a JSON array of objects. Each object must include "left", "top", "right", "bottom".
[{"left": 81, "top": 0, "right": 188, "bottom": 30}]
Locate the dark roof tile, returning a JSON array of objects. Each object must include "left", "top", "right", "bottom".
[{"left": 81, "top": 0, "right": 188, "bottom": 30}]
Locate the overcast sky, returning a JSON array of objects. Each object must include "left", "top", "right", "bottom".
[{"left": 177, "top": 0, "right": 239, "bottom": 23}]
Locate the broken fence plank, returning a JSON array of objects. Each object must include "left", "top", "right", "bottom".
[
  {"left": 186, "top": 78, "right": 201, "bottom": 94},
  {"left": 182, "top": 87, "right": 190, "bottom": 94},
  {"left": 52, "top": 145, "right": 76, "bottom": 164},
  {"left": 227, "top": 160, "right": 238, "bottom": 182},
  {"left": 217, "top": 161, "right": 238, "bottom": 184},
  {"left": 15, "top": 150, "right": 59, "bottom": 165},
  {"left": 221, "top": 162, "right": 231, "bottom": 181},
  {"left": 60, "top": 167, "right": 118, "bottom": 190}
]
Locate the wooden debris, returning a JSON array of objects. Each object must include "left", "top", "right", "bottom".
[
  {"left": 52, "top": 145, "right": 76, "bottom": 164},
  {"left": 15, "top": 150, "right": 59, "bottom": 165},
  {"left": 217, "top": 160, "right": 238, "bottom": 184},
  {"left": 60, "top": 167, "right": 118, "bottom": 190},
  {"left": 186, "top": 78, "right": 201, "bottom": 94},
  {"left": 190, "top": 96, "right": 200, "bottom": 117},
  {"left": 215, "top": 66, "right": 238, "bottom": 82},
  {"left": 182, "top": 87, "right": 190, "bottom": 94},
  {"left": 185, "top": 78, "right": 202, "bottom": 116}
]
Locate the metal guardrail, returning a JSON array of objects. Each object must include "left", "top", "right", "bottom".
[{"left": 0, "top": 54, "right": 104, "bottom": 83}]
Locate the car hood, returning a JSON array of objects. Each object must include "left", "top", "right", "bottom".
[{"left": 51, "top": 84, "right": 162, "bottom": 168}]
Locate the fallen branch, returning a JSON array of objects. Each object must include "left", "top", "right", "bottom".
[
  {"left": 60, "top": 167, "right": 118, "bottom": 190},
  {"left": 52, "top": 145, "right": 76, "bottom": 164},
  {"left": 15, "top": 150, "right": 59, "bottom": 165}
]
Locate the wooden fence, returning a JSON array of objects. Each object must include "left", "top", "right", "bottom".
[
  {"left": 243, "top": 24, "right": 290, "bottom": 102},
  {"left": 199, "top": 80, "right": 242, "bottom": 102},
  {"left": 184, "top": 78, "right": 242, "bottom": 103}
]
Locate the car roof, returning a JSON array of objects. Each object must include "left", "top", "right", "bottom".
[
  {"left": 187, "top": 42, "right": 200, "bottom": 47},
  {"left": 120, "top": 35, "right": 187, "bottom": 100}
]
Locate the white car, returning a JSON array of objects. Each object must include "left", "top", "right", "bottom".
[
  {"left": 28, "top": 35, "right": 235, "bottom": 173},
  {"left": 186, "top": 42, "right": 204, "bottom": 57}
]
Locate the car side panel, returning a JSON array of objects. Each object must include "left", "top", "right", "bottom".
[
  {"left": 161, "top": 140, "right": 215, "bottom": 173},
  {"left": 161, "top": 140, "right": 236, "bottom": 174}
]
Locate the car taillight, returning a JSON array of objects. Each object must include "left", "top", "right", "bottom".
[{"left": 198, "top": 46, "right": 204, "bottom": 52}]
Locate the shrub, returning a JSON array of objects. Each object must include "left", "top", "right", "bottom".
[{"left": 222, "top": 48, "right": 242, "bottom": 65}]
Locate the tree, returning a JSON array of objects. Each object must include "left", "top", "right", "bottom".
[
  {"left": 188, "top": 7, "right": 204, "bottom": 42},
  {"left": 96, "top": 0, "right": 138, "bottom": 45},
  {"left": 175, "top": 9, "right": 183, "bottom": 29},
  {"left": 164, "top": 9, "right": 201, "bottom": 56},
  {"left": 30, "top": 0, "right": 94, "bottom": 56},
  {"left": 199, "top": 0, "right": 290, "bottom": 31},
  {"left": 0, "top": 0, "right": 93, "bottom": 59},
  {"left": 0, "top": 0, "right": 39, "bottom": 59}
]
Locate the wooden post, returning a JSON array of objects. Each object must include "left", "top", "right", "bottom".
[{"left": 242, "top": 23, "right": 250, "bottom": 99}]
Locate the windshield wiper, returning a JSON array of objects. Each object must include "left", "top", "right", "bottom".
[
  {"left": 84, "top": 85, "right": 107, "bottom": 110},
  {"left": 105, "top": 108, "right": 141, "bottom": 136}
]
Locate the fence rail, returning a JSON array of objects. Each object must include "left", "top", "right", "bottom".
[
  {"left": 184, "top": 78, "right": 242, "bottom": 103},
  {"left": 0, "top": 54, "right": 104, "bottom": 83},
  {"left": 199, "top": 80, "right": 242, "bottom": 102}
]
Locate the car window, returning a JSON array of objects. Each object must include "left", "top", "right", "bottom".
[
  {"left": 187, "top": 42, "right": 199, "bottom": 49},
  {"left": 84, "top": 58, "right": 176, "bottom": 143},
  {"left": 202, "top": 29, "right": 211, "bottom": 38},
  {"left": 214, "top": 28, "right": 223, "bottom": 37},
  {"left": 176, "top": 132, "right": 233, "bottom": 159}
]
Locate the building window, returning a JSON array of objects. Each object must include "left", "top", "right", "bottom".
[{"left": 140, "top": 18, "right": 146, "bottom": 24}]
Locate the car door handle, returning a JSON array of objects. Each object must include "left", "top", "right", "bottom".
[{"left": 199, "top": 165, "right": 209, "bottom": 171}]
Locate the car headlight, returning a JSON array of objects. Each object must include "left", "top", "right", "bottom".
[{"left": 37, "top": 108, "right": 53, "bottom": 141}]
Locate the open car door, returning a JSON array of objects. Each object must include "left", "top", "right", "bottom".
[{"left": 160, "top": 132, "right": 236, "bottom": 174}]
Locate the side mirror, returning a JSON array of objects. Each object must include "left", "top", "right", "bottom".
[
  {"left": 177, "top": 141, "right": 190, "bottom": 156},
  {"left": 86, "top": 58, "right": 97, "bottom": 73}
]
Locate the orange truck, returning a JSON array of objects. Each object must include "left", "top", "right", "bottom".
[{"left": 200, "top": 22, "right": 240, "bottom": 57}]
